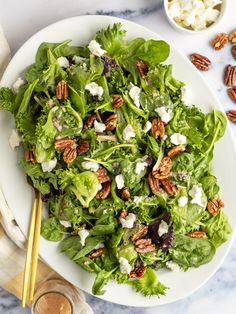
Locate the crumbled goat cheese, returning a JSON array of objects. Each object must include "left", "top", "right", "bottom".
[
  {"left": 155, "top": 106, "right": 173, "bottom": 123},
  {"left": 129, "top": 83, "right": 141, "bottom": 108},
  {"left": 41, "top": 158, "right": 57, "bottom": 173},
  {"left": 72, "top": 56, "right": 86, "bottom": 64},
  {"left": 120, "top": 213, "right": 136, "bottom": 229},
  {"left": 168, "top": 0, "right": 222, "bottom": 31},
  {"left": 9, "top": 129, "right": 21, "bottom": 150},
  {"left": 78, "top": 229, "right": 90, "bottom": 246},
  {"left": 94, "top": 243, "right": 105, "bottom": 250},
  {"left": 12, "top": 77, "right": 25, "bottom": 92},
  {"left": 170, "top": 133, "right": 187, "bottom": 145},
  {"left": 59, "top": 220, "right": 72, "bottom": 228},
  {"left": 97, "top": 183, "right": 103, "bottom": 191},
  {"left": 143, "top": 121, "right": 152, "bottom": 133},
  {"left": 135, "top": 162, "right": 148, "bottom": 175},
  {"left": 189, "top": 185, "right": 204, "bottom": 207},
  {"left": 85, "top": 82, "right": 103, "bottom": 100},
  {"left": 115, "top": 174, "right": 125, "bottom": 190},
  {"left": 57, "top": 56, "right": 70, "bottom": 68},
  {"left": 158, "top": 220, "right": 169, "bottom": 237},
  {"left": 88, "top": 40, "right": 106, "bottom": 57},
  {"left": 178, "top": 196, "right": 188, "bottom": 207},
  {"left": 94, "top": 120, "right": 106, "bottom": 133},
  {"left": 119, "top": 257, "right": 132, "bottom": 274},
  {"left": 181, "top": 86, "right": 191, "bottom": 105},
  {"left": 133, "top": 196, "right": 143, "bottom": 204},
  {"left": 81, "top": 161, "right": 100, "bottom": 172},
  {"left": 123, "top": 124, "right": 135, "bottom": 141},
  {"left": 166, "top": 260, "right": 181, "bottom": 272}
]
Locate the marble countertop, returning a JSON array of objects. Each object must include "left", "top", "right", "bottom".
[{"left": 0, "top": 0, "right": 236, "bottom": 313}]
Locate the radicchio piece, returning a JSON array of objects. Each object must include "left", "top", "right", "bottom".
[
  {"left": 147, "top": 212, "right": 173, "bottom": 252},
  {"left": 103, "top": 56, "right": 117, "bottom": 78},
  {"left": 42, "top": 186, "right": 64, "bottom": 203}
]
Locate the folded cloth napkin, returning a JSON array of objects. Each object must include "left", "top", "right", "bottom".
[{"left": 0, "top": 25, "right": 93, "bottom": 313}]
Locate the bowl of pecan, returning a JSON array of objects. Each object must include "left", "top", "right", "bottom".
[{"left": 164, "top": 0, "right": 227, "bottom": 34}]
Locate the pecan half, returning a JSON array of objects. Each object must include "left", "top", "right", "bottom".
[
  {"left": 63, "top": 144, "right": 77, "bottom": 164},
  {"left": 229, "top": 29, "right": 236, "bottom": 45},
  {"left": 84, "top": 114, "right": 97, "bottom": 129},
  {"left": 224, "top": 65, "right": 236, "bottom": 87},
  {"left": 136, "top": 244, "right": 156, "bottom": 253},
  {"left": 132, "top": 226, "right": 148, "bottom": 242},
  {"left": 152, "top": 156, "right": 172, "bottom": 179},
  {"left": 148, "top": 173, "right": 160, "bottom": 194},
  {"left": 104, "top": 114, "right": 118, "bottom": 131},
  {"left": 56, "top": 80, "right": 68, "bottom": 100},
  {"left": 160, "top": 179, "right": 178, "bottom": 196},
  {"left": 129, "top": 265, "right": 147, "bottom": 279},
  {"left": 207, "top": 198, "right": 224, "bottom": 216},
  {"left": 151, "top": 117, "right": 165, "bottom": 139},
  {"left": 96, "top": 182, "right": 111, "bottom": 199},
  {"left": 227, "top": 86, "right": 236, "bottom": 103},
  {"left": 136, "top": 60, "right": 148, "bottom": 78},
  {"left": 211, "top": 33, "right": 228, "bottom": 50},
  {"left": 190, "top": 53, "right": 211, "bottom": 71},
  {"left": 95, "top": 168, "right": 110, "bottom": 183},
  {"left": 119, "top": 209, "right": 128, "bottom": 221},
  {"left": 135, "top": 238, "right": 152, "bottom": 248},
  {"left": 88, "top": 248, "right": 105, "bottom": 259},
  {"left": 226, "top": 110, "right": 236, "bottom": 123},
  {"left": 119, "top": 187, "right": 131, "bottom": 201},
  {"left": 167, "top": 145, "right": 186, "bottom": 158},
  {"left": 112, "top": 95, "right": 124, "bottom": 109},
  {"left": 232, "top": 46, "right": 236, "bottom": 60},
  {"left": 24, "top": 150, "right": 36, "bottom": 164},
  {"left": 188, "top": 231, "right": 207, "bottom": 238},
  {"left": 54, "top": 138, "right": 75, "bottom": 150},
  {"left": 77, "top": 139, "right": 90, "bottom": 154}
]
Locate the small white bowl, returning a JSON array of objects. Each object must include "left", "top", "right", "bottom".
[{"left": 164, "top": 0, "right": 227, "bottom": 34}]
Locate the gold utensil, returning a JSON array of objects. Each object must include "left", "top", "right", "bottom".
[{"left": 22, "top": 188, "right": 42, "bottom": 307}]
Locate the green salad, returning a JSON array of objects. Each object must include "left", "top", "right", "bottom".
[{"left": 0, "top": 23, "right": 232, "bottom": 297}]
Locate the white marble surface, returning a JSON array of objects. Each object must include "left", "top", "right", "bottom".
[{"left": 0, "top": 0, "right": 236, "bottom": 313}]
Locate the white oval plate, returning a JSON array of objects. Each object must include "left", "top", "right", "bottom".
[{"left": 1, "top": 15, "right": 236, "bottom": 307}]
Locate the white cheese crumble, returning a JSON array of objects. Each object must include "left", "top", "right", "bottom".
[
  {"left": 170, "top": 133, "right": 187, "bottom": 145},
  {"left": 115, "top": 174, "right": 125, "bottom": 190},
  {"left": 57, "top": 56, "right": 70, "bottom": 68},
  {"left": 133, "top": 196, "right": 143, "bottom": 204},
  {"left": 178, "top": 196, "right": 188, "bottom": 207},
  {"left": 9, "top": 129, "right": 21, "bottom": 150},
  {"left": 81, "top": 161, "right": 100, "bottom": 172},
  {"left": 168, "top": 0, "right": 222, "bottom": 31},
  {"left": 129, "top": 83, "right": 141, "bottom": 108},
  {"left": 158, "top": 220, "right": 169, "bottom": 237},
  {"left": 94, "top": 243, "right": 105, "bottom": 250},
  {"left": 155, "top": 107, "right": 173, "bottom": 123},
  {"left": 72, "top": 56, "right": 86, "bottom": 64},
  {"left": 94, "top": 120, "right": 106, "bottom": 133},
  {"left": 12, "top": 77, "right": 25, "bottom": 93},
  {"left": 143, "top": 121, "right": 152, "bottom": 133},
  {"left": 85, "top": 82, "right": 103, "bottom": 100},
  {"left": 135, "top": 161, "right": 148, "bottom": 175},
  {"left": 166, "top": 260, "right": 181, "bottom": 272},
  {"left": 59, "top": 220, "right": 72, "bottom": 228},
  {"left": 189, "top": 185, "right": 205, "bottom": 207},
  {"left": 123, "top": 124, "right": 135, "bottom": 141},
  {"left": 78, "top": 229, "right": 90, "bottom": 246},
  {"left": 181, "top": 86, "right": 191, "bottom": 105},
  {"left": 119, "top": 257, "right": 132, "bottom": 274},
  {"left": 41, "top": 158, "right": 57, "bottom": 173},
  {"left": 88, "top": 40, "right": 106, "bottom": 57},
  {"left": 120, "top": 213, "right": 136, "bottom": 229}
]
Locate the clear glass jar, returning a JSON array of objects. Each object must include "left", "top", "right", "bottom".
[{"left": 31, "top": 278, "right": 89, "bottom": 314}]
